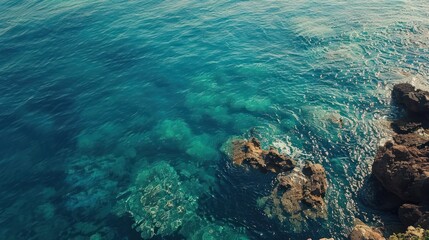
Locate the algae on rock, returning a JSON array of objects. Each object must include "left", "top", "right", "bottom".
[{"left": 388, "top": 226, "right": 429, "bottom": 240}]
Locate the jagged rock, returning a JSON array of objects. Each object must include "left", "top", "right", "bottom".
[
  {"left": 302, "top": 163, "right": 328, "bottom": 201},
  {"left": 392, "top": 131, "right": 429, "bottom": 148},
  {"left": 231, "top": 138, "right": 328, "bottom": 229},
  {"left": 371, "top": 83, "right": 429, "bottom": 230},
  {"left": 260, "top": 163, "right": 328, "bottom": 226},
  {"left": 232, "top": 138, "right": 296, "bottom": 173},
  {"left": 349, "top": 219, "right": 385, "bottom": 240},
  {"left": 392, "top": 83, "right": 429, "bottom": 117},
  {"left": 372, "top": 134, "right": 429, "bottom": 204}
]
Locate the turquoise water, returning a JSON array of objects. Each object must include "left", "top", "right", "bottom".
[{"left": 1, "top": 1, "right": 429, "bottom": 239}]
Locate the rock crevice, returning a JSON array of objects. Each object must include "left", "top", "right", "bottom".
[{"left": 372, "top": 83, "right": 429, "bottom": 229}]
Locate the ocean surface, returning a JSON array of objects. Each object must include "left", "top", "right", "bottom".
[{"left": 1, "top": 0, "right": 429, "bottom": 239}]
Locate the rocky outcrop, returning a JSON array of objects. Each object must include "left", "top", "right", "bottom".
[
  {"left": 265, "top": 163, "right": 328, "bottom": 221},
  {"left": 232, "top": 137, "right": 296, "bottom": 173},
  {"left": 371, "top": 83, "right": 429, "bottom": 229},
  {"left": 372, "top": 133, "right": 429, "bottom": 204},
  {"left": 392, "top": 83, "right": 429, "bottom": 117},
  {"left": 349, "top": 219, "right": 385, "bottom": 240},
  {"left": 302, "top": 163, "right": 328, "bottom": 204},
  {"left": 232, "top": 138, "right": 328, "bottom": 228}
]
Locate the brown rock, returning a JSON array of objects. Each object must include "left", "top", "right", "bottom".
[
  {"left": 263, "top": 147, "right": 296, "bottom": 173},
  {"left": 349, "top": 219, "right": 385, "bottom": 240},
  {"left": 302, "top": 163, "right": 328, "bottom": 199},
  {"left": 232, "top": 138, "right": 264, "bottom": 167},
  {"left": 392, "top": 83, "right": 429, "bottom": 117},
  {"left": 260, "top": 163, "right": 328, "bottom": 225},
  {"left": 372, "top": 137, "right": 429, "bottom": 203},
  {"left": 232, "top": 137, "right": 296, "bottom": 173},
  {"left": 392, "top": 131, "right": 429, "bottom": 148},
  {"left": 370, "top": 83, "right": 429, "bottom": 230},
  {"left": 232, "top": 138, "right": 327, "bottom": 229}
]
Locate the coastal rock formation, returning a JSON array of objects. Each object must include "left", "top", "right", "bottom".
[
  {"left": 371, "top": 83, "right": 429, "bottom": 229},
  {"left": 392, "top": 83, "right": 429, "bottom": 117},
  {"left": 349, "top": 219, "right": 384, "bottom": 240},
  {"left": 261, "top": 163, "right": 328, "bottom": 224},
  {"left": 232, "top": 137, "right": 296, "bottom": 173},
  {"left": 232, "top": 138, "right": 328, "bottom": 228},
  {"left": 302, "top": 163, "right": 328, "bottom": 207},
  {"left": 372, "top": 133, "right": 429, "bottom": 204}
]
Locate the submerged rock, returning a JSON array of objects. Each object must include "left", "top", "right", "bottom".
[
  {"left": 116, "top": 161, "right": 247, "bottom": 239},
  {"left": 232, "top": 137, "right": 296, "bottom": 173},
  {"left": 116, "top": 161, "right": 198, "bottom": 239},
  {"left": 349, "top": 219, "right": 385, "bottom": 240}
]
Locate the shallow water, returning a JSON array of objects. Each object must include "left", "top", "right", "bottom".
[{"left": 1, "top": 1, "right": 429, "bottom": 239}]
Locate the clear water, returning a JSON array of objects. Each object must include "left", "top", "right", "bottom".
[{"left": 1, "top": 1, "right": 429, "bottom": 239}]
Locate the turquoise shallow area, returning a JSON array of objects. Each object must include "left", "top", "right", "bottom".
[{"left": 1, "top": 1, "right": 429, "bottom": 239}]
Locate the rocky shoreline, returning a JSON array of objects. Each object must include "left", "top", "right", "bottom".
[
  {"left": 351, "top": 83, "right": 429, "bottom": 239},
  {"left": 230, "top": 83, "right": 429, "bottom": 239},
  {"left": 376, "top": 83, "right": 429, "bottom": 227}
]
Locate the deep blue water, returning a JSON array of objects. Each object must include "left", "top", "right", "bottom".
[{"left": 1, "top": 1, "right": 429, "bottom": 239}]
